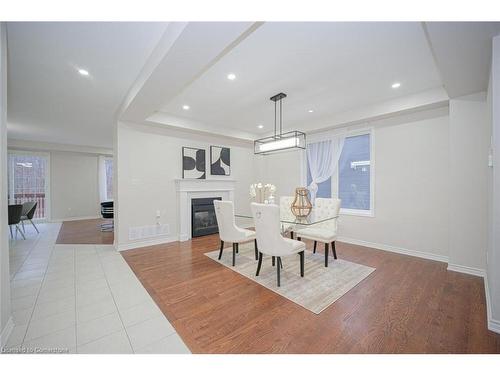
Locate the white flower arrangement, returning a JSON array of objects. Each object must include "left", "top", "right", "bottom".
[{"left": 250, "top": 183, "right": 276, "bottom": 204}]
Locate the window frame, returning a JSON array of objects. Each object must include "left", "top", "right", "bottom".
[
  {"left": 302, "top": 127, "right": 375, "bottom": 217},
  {"left": 7, "top": 149, "right": 51, "bottom": 221}
]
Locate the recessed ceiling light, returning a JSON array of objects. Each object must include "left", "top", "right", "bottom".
[
  {"left": 78, "top": 69, "right": 89, "bottom": 76},
  {"left": 182, "top": 105, "right": 190, "bottom": 110},
  {"left": 391, "top": 82, "right": 401, "bottom": 89},
  {"left": 308, "top": 109, "right": 314, "bottom": 113},
  {"left": 227, "top": 73, "right": 236, "bottom": 80},
  {"left": 257, "top": 124, "right": 264, "bottom": 129}
]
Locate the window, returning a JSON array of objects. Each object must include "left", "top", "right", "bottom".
[
  {"left": 338, "top": 134, "right": 371, "bottom": 211},
  {"left": 305, "top": 132, "right": 372, "bottom": 215},
  {"left": 8, "top": 152, "right": 50, "bottom": 219},
  {"left": 99, "top": 156, "right": 113, "bottom": 202},
  {"left": 105, "top": 158, "right": 113, "bottom": 200}
]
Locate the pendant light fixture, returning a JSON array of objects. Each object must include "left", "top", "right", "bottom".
[{"left": 254, "top": 92, "right": 306, "bottom": 155}]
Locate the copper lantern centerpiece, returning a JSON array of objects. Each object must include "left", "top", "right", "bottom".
[{"left": 291, "top": 188, "right": 313, "bottom": 218}]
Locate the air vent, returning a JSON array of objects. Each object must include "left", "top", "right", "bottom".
[{"left": 129, "top": 224, "right": 169, "bottom": 241}]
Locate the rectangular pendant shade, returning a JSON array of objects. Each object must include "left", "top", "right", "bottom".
[{"left": 254, "top": 131, "right": 306, "bottom": 155}]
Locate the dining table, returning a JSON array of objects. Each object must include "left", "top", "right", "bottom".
[{"left": 235, "top": 207, "right": 339, "bottom": 235}]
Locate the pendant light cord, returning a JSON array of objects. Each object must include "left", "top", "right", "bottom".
[
  {"left": 280, "top": 98, "right": 283, "bottom": 137},
  {"left": 274, "top": 100, "right": 277, "bottom": 138}
]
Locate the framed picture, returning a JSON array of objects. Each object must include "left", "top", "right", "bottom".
[
  {"left": 182, "top": 147, "right": 206, "bottom": 179},
  {"left": 210, "top": 146, "right": 230, "bottom": 176}
]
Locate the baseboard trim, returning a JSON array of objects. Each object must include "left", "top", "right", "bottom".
[
  {"left": 49, "top": 215, "right": 101, "bottom": 223},
  {"left": 117, "top": 235, "right": 178, "bottom": 252},
  {"left": 337, "top": 236, "right": 449, "bottom": 263},
  {"left": 447, "top": 263, "right": 486, "bottom": 278},
  {"left": 0, "top": 317, "right": 14, "bottom": 348},
  {"left": 488, "top": 319, "right": 500, "bottom": 334},
  {"left": 484, "top": 274, "right": 500, "bottom": 334}
]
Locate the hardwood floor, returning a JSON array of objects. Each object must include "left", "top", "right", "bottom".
[
  {"left": 56, "top": 218, "right": 114, "bottom": 245},
  {"left": 122, "top": 234, "right": 500, "bottom": 353}
]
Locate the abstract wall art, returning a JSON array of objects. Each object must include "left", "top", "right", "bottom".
[
  {"left": 210, "top": 146, "right": 230, "bottom": 176},
  {"left": 182, "top": 147, "right": 206, "bottom": 179}
]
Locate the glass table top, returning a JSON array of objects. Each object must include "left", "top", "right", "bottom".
[{"left": 235, "top": 209, "right": 338, "bottom": 226}]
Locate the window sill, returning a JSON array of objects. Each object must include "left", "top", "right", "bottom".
[{"left": 340, "top": 208, "right": 374, "bottom": 218}]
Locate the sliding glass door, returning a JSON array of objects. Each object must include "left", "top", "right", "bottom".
[{"left": 8, "top": 151, "right": 50, "bottom": 220}]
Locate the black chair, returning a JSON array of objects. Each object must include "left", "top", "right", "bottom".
[
  {"left": 100, "top": 201, "right": 114, "bottom": 232},
  {"left": 21, "top": 201, "right": 39, "bottom": 234},
  {"left": 8, "top": 204, "right": 25, "bottom": 240}
]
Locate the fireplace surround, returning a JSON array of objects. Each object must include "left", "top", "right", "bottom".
[{"left": 175, "top": 179, "right": 236, "bottom": 241}]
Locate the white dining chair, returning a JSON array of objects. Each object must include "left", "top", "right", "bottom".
[
  {"left": 214, "top": 200, "right": 257, "bottom": 266},
  {"left": 251, "top": 203, "right": 305, "bottom": 287},
  {"left": 280, "top": 196, "right": 296, "bottom": 238},
  {"left": 295, "top": 198, "right": 341, "bottom": 267}
]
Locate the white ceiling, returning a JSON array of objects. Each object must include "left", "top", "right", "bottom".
[
  {"left": 6, "top": 22, "right": 168, "bottom": 147},
  {"left": 424, "top": 22, "right": 500, "bottom": 98},
  {"left": 159, "top": 22, "right": 442, "bottom": 136},
  {"left": 6, "top": 22, "right": 500, "bottom": 147}
]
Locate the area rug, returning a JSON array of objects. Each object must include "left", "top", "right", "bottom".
[{"left": 204, "top": 242, "right": 375, "bottom": 314}]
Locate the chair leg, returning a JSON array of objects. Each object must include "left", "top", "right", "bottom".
[
  {"left": 22, "top": 220, "right": 25, "bottom": 232},
  {"left": 256, "top": 252, "right": 263, "bottom": 276},
  {"left": 290, "top": 231, "right": 294, "bottom": 239},
  {"left": 324, "top": 243, "right": 329, "bottom": 267},
  {"left": 236, "top": 243, "right": 239, "bottom": 254},
  {"left": 30, "top": 219, "right": 39, "bottom": 233},
  {"left": 313, "top": 241, "right": 317, "bottom": 254},
  {"left": 280, "top": 258, "right": 283, "bottom": 269},
  {"left": 218, "top": 240, "right": 224, "bottom": 260},
  {"left": 277, "top": 257, "right": 281, "bottom": 287},
  {"left": 17, "top": 225, "right": 26, "bottom": 240},
  {"left": 297, "top": 236, "right": 301, "bottom": 241},
  {"left": 254, "top": 239, "right": 258, "bottom": 260},
  {"left": 272, "top": 256, "right": 275, "bottom": 266},
  {"left": 9, "top": 225, "right": 13, "bottom": 239},
  {"left": 332, "top": 241, "right": 338, "bottom": 259},
  {"left": 299, "top": 251, "right": 304, "bottom": 277},
  {"left": 232, "top": 243, "right": 236, "bottom": 267}
]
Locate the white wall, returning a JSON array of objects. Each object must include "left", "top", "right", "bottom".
[
  {"left": 254, "top": 150, "right": 304, "bottom": 200},
  {"left": 116, "top": 122, "right": 256, "bottom": 249},
  {"left": 259, "top": 109, "right": 451, "bottom": 260},
  {"left": 7, "top": 139, "right": 112, "bottom": 221},
  {"left": 0, "top": 22, "right": 12, "bottom": 346},
  {"left": 251, "top": 103, "right": 495, "bottom": 273},
  {"left": 487, "top": 34, "right": 500, "bottom": 329},
  {"left": 448, "top": 93, "right": 491, "bottom": 273},
  {"left": 50, "top": 151, "right": 100, "bottom": 220},
  {"left": 338, "top": 112, "right": 450, "bottom": 260}
]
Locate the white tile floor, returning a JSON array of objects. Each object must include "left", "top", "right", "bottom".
[{"left": 3, "top": 223, "right": 190, "bottom": 354}]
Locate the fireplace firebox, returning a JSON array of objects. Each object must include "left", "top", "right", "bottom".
[{"left": 191, "top": 197, "right": 222, "bottom": 238}]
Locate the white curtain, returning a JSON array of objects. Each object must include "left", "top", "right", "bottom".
[
  {"left": 307, "top": 136, "right": 345, "bottom": 203},
  {"left": 98, "top": 155, "right": 107, "bottom": 203}
]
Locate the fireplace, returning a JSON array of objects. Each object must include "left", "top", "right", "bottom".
[{"left": 191, "top": 197, "right": 221, "bottom": 238}]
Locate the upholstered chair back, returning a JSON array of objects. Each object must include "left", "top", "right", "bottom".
[
  {"left": 279, "top": 196, "right": 294, "bottom": 216},
  {"left": 251, "top": 203, "right": 292, "bottom": 256},
  {"left": 314, "top": 198, "right": 341, "bottom": 231},
  {"left": 21, "top": 201, "right": 37, "bottom": 218},
  {"left": 214, "top": 200, "right": 245, "bottom": 242}
]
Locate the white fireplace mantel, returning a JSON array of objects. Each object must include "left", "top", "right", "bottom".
[{"left": 175, "top": 179, "right": 236, "bottom": 241}]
